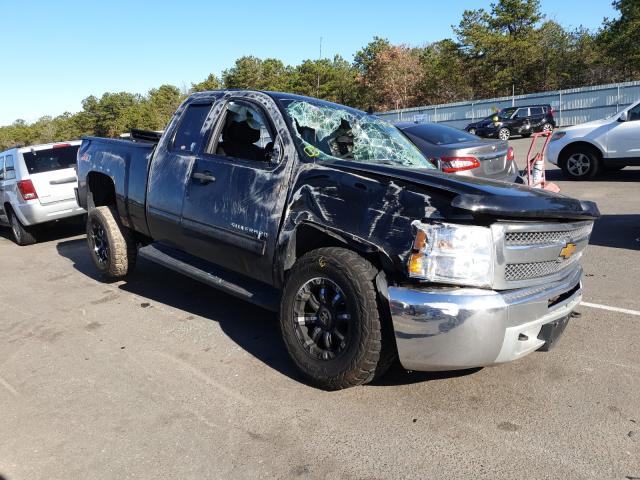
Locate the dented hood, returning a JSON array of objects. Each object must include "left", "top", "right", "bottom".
[{"left": 330, "top": 160, "right": 600, "bottom": 221}]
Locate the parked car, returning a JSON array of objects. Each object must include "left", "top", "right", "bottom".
[
  {"left": 466, "top": 105, "right": 555, "bottom": 140},
  {"left": 0, "top": 141, "right": 84, "bottom": 245},
  {"left": 396, "top": 122, "right": 519, "bottom": 183},
  {"left": 76, "top": 90, "right": 599, "bottom": 390},
  {"left": 547, "top": 101, "right": 640, "bottom": 180}
]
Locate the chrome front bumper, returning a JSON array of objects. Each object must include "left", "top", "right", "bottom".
[{"left": 388, "top": 267, "right": 583, "bottom": 371}]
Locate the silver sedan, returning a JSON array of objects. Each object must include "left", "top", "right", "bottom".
[{"left": 397, "top": 122, "right": 520, "bottom": 183}]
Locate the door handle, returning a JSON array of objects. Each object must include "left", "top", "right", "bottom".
[{"left": 192, "top": 170, "right": 216, "bottom": 184}]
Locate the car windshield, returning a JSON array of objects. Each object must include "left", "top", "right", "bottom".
[
  {"left": 497, "top": 108, "right": 517, "bottom": 120},
  {"left": 403, "top": 123, "right": 479, "bottom": 145},
  {"left": 280, "top": 99, "right": 433, "bottom": 169}
]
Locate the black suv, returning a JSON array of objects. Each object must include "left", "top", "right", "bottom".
[{"left": 466, "top": 104, "right": 556, "bottom": 140}]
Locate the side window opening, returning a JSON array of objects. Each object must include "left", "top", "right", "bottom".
[
  {"left": 5, "top": 154, "right": 15, "bottom": 180},
  {"left": 530, "top": 107, "right": 543, "bottom": 116},
  {"left": 514, "top": 108, "right": 528, "bottom": 118},
  {"left": 628, "top": 103, "right": 640, "bottom": 121},
  {"left": 171, "top": 103, "right": 212, "bottom": 153},
  {"left": 210, "top": 101, "right": 274, "bottom": 162}
]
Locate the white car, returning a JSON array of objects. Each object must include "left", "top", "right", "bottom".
[
  {"left": 0, "top": 141, "right": 85, "bottom": 245},
  {"left": 547, "top": 101, "right": 640, "bottom": 179}
]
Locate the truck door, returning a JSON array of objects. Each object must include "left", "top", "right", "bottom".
[
  {"left": 146, "top": 102, "right": 214, "bottom": 246},
  {"left": 179, "top": 97, "right": 290, "bottom": 284}
]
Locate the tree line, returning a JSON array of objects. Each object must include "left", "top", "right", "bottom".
[{"left": 1, "top": 0, "right": 637, "bottom": 151}]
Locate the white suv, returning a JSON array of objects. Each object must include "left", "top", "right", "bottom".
[
  {"left": 0, "top": 141, "right": 85, "bottom": 245},
  {"left": 547, "top": 101, "right": 640, "bottom": 180}
]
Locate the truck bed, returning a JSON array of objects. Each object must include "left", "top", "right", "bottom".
[{"left": 77, "top": 137, "right": 155, "bottom": 236}]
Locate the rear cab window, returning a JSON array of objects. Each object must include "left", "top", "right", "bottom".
[
  {"left": 171, "top": 103, "right": 212, "bottom": 153},
  {"left": 21, "top": 145, "right": 79, "bottom": 174}
]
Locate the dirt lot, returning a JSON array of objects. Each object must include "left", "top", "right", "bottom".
[{"left": 1, "top": 138, "right": 639, "bottom": 479}]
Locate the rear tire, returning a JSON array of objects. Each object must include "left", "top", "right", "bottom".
[
  {"left": 560, "top": 146, "right": 602, "bottom": 180},
  {"left": 8, "top": 209, "right": 36, "bottom": 246},
  {"left": 86, "top": 205, "right": 137, "bottom": 278},
  {"left": 498, "top": 128, "right": 510, "bottom": 141},
  {"left": 280, "top": 247, "right": 387, "bottom": 390}
]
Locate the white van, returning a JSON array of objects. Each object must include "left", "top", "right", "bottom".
[{"left": 0, "top": 141, "right": 85, "bottom": 245}]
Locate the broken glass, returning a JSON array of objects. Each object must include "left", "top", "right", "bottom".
[{"left": 281, "top": 100, "right": 434, "bottom": 169}]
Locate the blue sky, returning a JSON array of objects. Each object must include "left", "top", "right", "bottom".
[{"left": 1, "top": 0, "right": 616, "bottom": 126}]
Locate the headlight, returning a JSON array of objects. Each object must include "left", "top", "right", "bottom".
[
  {"left": 408, "top": 222, "right": 494, "bottom": 288},
  {"left": 550, "top": 131, "right": 566, "bottom": 141}
]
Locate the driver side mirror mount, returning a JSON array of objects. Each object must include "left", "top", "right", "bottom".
[
  {"left": 618, "top": 111, "right": 628, "bottom": 122},
  {"left": 266, "top": 138, "right": 283, "bottom": 165}
]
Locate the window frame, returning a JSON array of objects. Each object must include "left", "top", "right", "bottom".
[
  {"left": 627, "top": 103, "right": 640, "bottom": 121},
  {"left": 204, "top": 98, "right": 278, "bottom": 166},
  {"left": 169, "top": 102, "right": 214, "bottom": 154}
]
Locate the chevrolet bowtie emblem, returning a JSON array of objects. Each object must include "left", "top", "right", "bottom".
[{"left": 559, "top": 243, "right": 577, "bottom": 260}]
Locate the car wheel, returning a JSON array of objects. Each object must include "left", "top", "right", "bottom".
[
  {"left": 560, "top": 147, "right": 602, "bottom": 180},
  {"left": 498, "top": 128, "right": 510, "bottom": 141},
  {"left": 86, "top": 205, "right": 137, "bottom": 277},
  {"left": 8, "top": 209, "right": 36, "bottom": 246},
  {"left": 468, "top": 128, "right": 476, "bottom": 135},
  {"left": 542, "top": 123, "right": 553, "bottom": 133},
  {"left": 280, "top": 247, "right": 391, "bottom": 390}
]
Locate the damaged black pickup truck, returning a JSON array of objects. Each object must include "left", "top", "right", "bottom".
[{"left": 76, "top": 90, "right": 599, "bottom": 389}]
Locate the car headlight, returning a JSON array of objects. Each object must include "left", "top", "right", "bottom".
[
  {"left": 408, "top": 221, "right": 494, "bottom": 288},
  {"left": 550, "top": 131, "right": 566, "bottom": 141}
]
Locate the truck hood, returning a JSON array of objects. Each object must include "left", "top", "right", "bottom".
[{"left": 330, "top": 160, "right": 600, "bottom": 221}]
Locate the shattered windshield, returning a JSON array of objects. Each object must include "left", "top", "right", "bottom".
[{"left": 280, "top": 99, "right": 433, "bottom": 169}]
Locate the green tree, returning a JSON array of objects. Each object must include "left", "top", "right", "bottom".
[
  {"left": 599, "top": 0, "right": 640, "bottom": 80},
  {"left": 191, "top": 73, "right": 222, "bottom": 92}
]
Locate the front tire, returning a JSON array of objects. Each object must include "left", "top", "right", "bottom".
[
  {"left": 86, "top": 205, "right": 137, "bottom": 278},
  {"left": 560, "top": 147, "right": 602, "bottom": 180},
  {"left": 8, "top": 209, "right": 36, "bottom": 246},
  {"left": 498, "top": 128, "right": 511, "bottom": 141},
  {"left": 280, "top": 247, "right": 387, "bottom": 390}
]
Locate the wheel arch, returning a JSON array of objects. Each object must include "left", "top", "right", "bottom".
[
  {"left": 558, "top": 140, "right": 604, "bottom": 164},
  {"left": 280, "top": 221, "right": 397, "bottom": 286}
]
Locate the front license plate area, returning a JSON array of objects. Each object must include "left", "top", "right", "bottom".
[{"left": 537, "top": 315, "right": 570, "bottom": 352}]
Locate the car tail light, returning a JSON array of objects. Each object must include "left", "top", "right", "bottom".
[
  {"left": 506, "top": 146, "right": 515, "bottom": 162},
  {"left": 52, "top": 143, "right": 71, "bottom": 149},
  {"left": 440, "top": 156, "right": 480, "bottom": 173},
  {"left": 17, "top": 180, "right": 38, "bottom": 200},
  {"left": 549, "top": 107, "right": 555, "bottom": 117}
]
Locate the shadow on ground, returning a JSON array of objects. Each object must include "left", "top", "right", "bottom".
[
  {"left": 589, "top": 214, "right": 640, "bottom": 251},
  {"left": 545, "top": 167, "right": 640, "bottom": 183},
  {"left": 55, "top": 238, "right": 477, "bottom": 389},
  {"left": 0, "top": 216, "right": 85, "bottom": 245}
]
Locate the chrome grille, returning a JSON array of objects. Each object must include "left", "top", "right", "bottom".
[
  {"left": 505, "top": 259, "right": 576, "bottom": 281},
  {"left": 492, "top": 220, "right": 594, "bottom": 289},
  {"left": 505, "top": 223, "right": 593, "bottom": 246}
]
